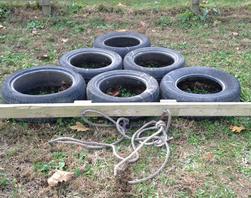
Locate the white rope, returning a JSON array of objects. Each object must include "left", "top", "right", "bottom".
[{"left": 49, "top": 110, "right": 172, "bottom": 184}]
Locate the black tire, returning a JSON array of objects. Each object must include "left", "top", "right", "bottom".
[
  {"left": 87, "top": 70, "right": 159, "bottom": 102},
  {"left": 59, "top": 48, "right": 122, "bottom": 82},
  {"left": 124, "top": 47, "right": 185, "bottom": 82},
  {"left": 160, "top": 66, "right": 241, "bottom": 102},
  {"left": 2, "top": 65, "right": 86, "bottom": 104},
  {"left": 93, "top": 32, "right": 151, "bottom": 58}
]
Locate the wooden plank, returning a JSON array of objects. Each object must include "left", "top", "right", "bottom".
[{"left": 0, "top": 101, "right": 250, "bottom": 118}]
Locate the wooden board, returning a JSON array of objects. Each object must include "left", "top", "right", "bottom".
[{"left": 0, "top": 100, "right": 250, "bottom": 118}]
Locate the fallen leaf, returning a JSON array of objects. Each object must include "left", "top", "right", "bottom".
[
  {"left": 140, "top": 21, "right": 146, "bottom": 27},
  {"left": 0, "top": 24, "right": 6, "bottom": 30},
  {"left": 107, "top": 90, "right": 120, "bottom": 96},
  {"left": 230, "top": 125, "right": 245, "bottom": 133},
  {"left": 202, "top": 152, "right": 214, "bottom": 161},
  {"left": 32, "top": 30, "right": 38, "bottom": 35},
  {"left": 61, "top": 38, "right": 69, "bottom": 43},
  {"left": 117, "top": 3, "right": 127, "bottom": 7},
  {"left": 37, "top": 54, "right": 49, "bottom": 60},
  {"left": 116, "top": 29, "right": 127, "bottom": 32},
  {"left": 48, "top": 170, "right": 74, "bottom": 187},
  {"left": 232, "top": 32, "right": 239, "bottom": 36},
  {"left": 70, "top": 122, "right": 90, "bottom": 132}
]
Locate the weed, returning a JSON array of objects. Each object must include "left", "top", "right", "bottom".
[
  {"left": 74, "top": 167, "right": 82, "bottom": 177},
  {"left": 177, "top": 7, "right": 219, "bottom": 28},
  {"left": 67, "top": 3, "right": 83, "bottom": 14},
  {"left": 33, "top": 152, "right": 67, "bottom": 174},
  {"left": 196, "top": 181, "right": 236, "bottom": 197},
  {"left": 26, "top": 20, "right": 45, "bottom": 30},
  {"left": 33, "top": 160, "right": 66, "bottom": 174},
  {"left": 0, "top": 173, "right": 9, "bottom": 189},
  {"left": 52, "top": 152, "right": 67, "bottom": 160},
  {"left": 135, "top": 182, "right": 158, "bottom": 197},
  {"left": 74, "top": 151, "right": 87, "bottom": 162},
  {"left": 155, "top": 16, "right": 172, "bottom": 29},
  {"left": 187, "top": 134, "right": 202, "bottom": 145},
  {"left": 0, "top": 6, "right": 10, "bottom": 20}
]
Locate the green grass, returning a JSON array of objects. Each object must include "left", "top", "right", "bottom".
[
  {"left": 0, "top": 173, "right": 9, "bottom": 189},
  {"left": 33, "top": 151, "right": 67, "bottom": 174},
  {"left": 1, "top": 0, "right": 250, "bottom": 10},
  {"left": 0, "top": 1, "right": 250, "bottom": 197}
]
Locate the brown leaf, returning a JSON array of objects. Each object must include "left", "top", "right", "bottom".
[
  {"left": 232, "top": 32, "right": 239, "bottom": 36},
  {"left": 140, "top": 21, "right": 146, "bottom": 27},
  {"left": 106, "top": 87, "right": 121, "bottom": 96},
  {"left": 47, "top": 170, "right": 74, "bottom": 187},
  {"left": 116, "top": 29, "right": 127, "bottom": 32},
  {"left": 229, "top": 125, "right": 245, "bottom": 133},
  {"left": 32, "top": 30, "right": 38, "bottom": 35},
  {"left": 202, "top": 152, "right": 214, "bottom": 162},
  {"left": 70, "top": 122, "right": 90, "bottom": 132},
  {"left": 0, "top": 24, "right": 6, "bottom": 30},
  {"left": 61, "top": 38, "right": 69, "bottom": 43},
  {"left": 37, "top": 54, "right": 49, "bottom": 60},
  {"left": 108, "top": 90, "right": 120, "bottom": 96},
  {"left": 117, "top": 3, "right": 127, "bottom": 8}
]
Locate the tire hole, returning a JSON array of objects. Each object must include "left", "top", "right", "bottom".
[
  {"left": 70, "top": 53, "right": 112, "bottom": 68},
  {"left": 177, "top": 77, "right": 222, "bottom": 94},
  {"left": 100, "top": 77, "right": 146, "bottom": 97},
  {"left": 13, "top": 71, "right": 72, "bottom": 95},
  {"left": 104, "top": 37, "right": 140, "bottom": 47},
  {"left": 135, "top": 53, "right": 174, "bottom": 67}
]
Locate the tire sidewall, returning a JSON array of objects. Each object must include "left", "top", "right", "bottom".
[
  {"left": 2, "top": 65, "right": 86, "bottom": 104},
  {"left": 160, "top": 66, "right": 241, "bottom": 102},
  {"left": 59, "top": 48, "right": 122, "bottom": 81},
  {"left": 87, "top": 70, "right": 159, "bottom": 102},
  {"left": 93, "top": 32, "right": 151, "bottom": 58},
  {"left": 124, "top": 47, "right": 185, "bottom": 81}
]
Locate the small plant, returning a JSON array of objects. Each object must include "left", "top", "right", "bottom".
[
  {"left": 0, "top": 6, "right": 10, "bottom": 20},
  {"left": 26, "top": 20, "right": 44, "bottom": 30},
  {"left": 33, "top": 161, "right": 66, "bottom": 174},
  {"left": 0, "top": 173, "right": 9, "bottom": 189},
  {"left": 155, "top": 16, "right": 172, "bottom": 29},
  {"left": 68, "top": 3, "right": 82, "bottom": 14},
  {"left": 120, "top": 88, "right": 136, "bottom": 97},
  {"left": 33, "top": 152, "right": 67, "bottom": 174},
  {"left": 178, "top": 10, "right": 202, "bottom": 26}
]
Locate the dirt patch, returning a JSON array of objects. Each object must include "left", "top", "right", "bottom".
[{"left": 114, "top": 167, "right": 133, "bottom": 197}]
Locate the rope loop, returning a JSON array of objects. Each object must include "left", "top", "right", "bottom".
[{"left": 49, "top": 109, "right": 172, "bottom": 184}]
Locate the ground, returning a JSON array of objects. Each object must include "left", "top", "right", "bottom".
[{"left": 0, "top": 1, "right": 251, "bottom": 197}]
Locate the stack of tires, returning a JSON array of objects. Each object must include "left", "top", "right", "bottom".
[{"left": 1, "top": 31, "right": 241, "bottom": 106}]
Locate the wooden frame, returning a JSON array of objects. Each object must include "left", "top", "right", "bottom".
[{"left": 0, "top": 100, "right": 250, "bottom": 118}]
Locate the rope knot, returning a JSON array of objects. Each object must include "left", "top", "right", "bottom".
[{"left": 155, "top": 120, "right": 166, "bottom": 129}]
